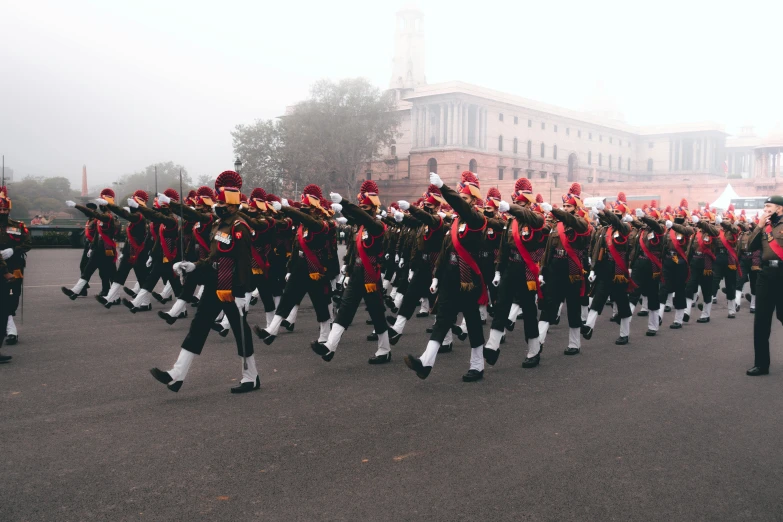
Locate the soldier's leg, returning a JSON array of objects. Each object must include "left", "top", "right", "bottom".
[{"left": 752, "top": 270, "right": 774, "bottom": 369}]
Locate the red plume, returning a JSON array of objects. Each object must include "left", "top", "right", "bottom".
[
  {"left": 569, "top": 183, "right": 582, "bottom": 197},
  {"left": 132, "top": 189, "right": 149, "bottom": 202},
  {"left": 359, "top": 180, "right": 379, "bottom": 194},
  {"left": 728, "top": 203, "right": 735, "bottom": 212},
  {"left": 196, "top": 186, "right": 215, "bottom": 198},
  {"left": 215, "top": 170, "right": 243, "bottom": 190},
  {"left": 617, "top": 191, "right": 627, "bottom": 203},
  {"left": 486, "top": 187, "right": 501, "bottom": 200},
  {"left": 461, "top": 171, "right": 479, "bottom": 184},
  {"left": 514, "top": 178, "right": 533, "bottom": 193},
  {"left": 650, "top": 200, "right": 658, "bottom": 208},
  {"left": 679, "top": 198, "right": 688, "bottom": 208},
  {"left": 250, "top": 188, "right": 267, "bottom": 200},
  {"left": 426, "top": 184, "right": 441, "bottom": 195},
  {"left": 302, "top": 184, "right": 323, "bottom": 198},
  {"left": 536, "top": 194, "right": 544, "bottom": 203},
  {"left": 264, "top": 193, "right": 281, "bottom": 203}
]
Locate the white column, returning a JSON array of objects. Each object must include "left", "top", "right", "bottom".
[
  {"left": 455, "top": 101, "right": 461, "bottom": 146},
  {"left": 448, "top": 103, "right": 454, "bottom": 145},
  {"left": 424, "top": 105, "right": 430, "bottom": 148},
  {"left": 473, "top": 105, "right": 480, "bottom": 148},
  {"left": 410, "top": 107, "right": 418, "bottom": 149},
  {"left": 463, "top": 104, "right": 469, "bottom": 145},
  {"left": 480, "top": 107, "right": 487, "bottom": 149},
  {"left": 438, "top": 104, "right": 445, "bottom": 146}
]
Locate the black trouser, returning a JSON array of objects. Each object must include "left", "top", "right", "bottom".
[
  {"left": 181, "top": 280, "right": 253, "bottom": 357},
  {"left": 430, "top": 267, "right": 485, "bottom": 348},
  {"left": 142, "top": 257, "right": 182, "bottom": 296},
  {"left": 0, "top": 277, "right": 10, "bottom": 348},
  {"left": 268, "top": 251, "right": 287, "bottom": 297},
  {"left": 275, "top": 265, "right": 332, "bottom": 323},
  {"left": 630, "top": 257, "right": 661, "bottom": 311},
  {"left": 397, "top": 267, "right": 434, "bottom": 320},
  {"left": 479, "top": 255, "right": 498, "bottom": 306},
  {"left": 394, "top": 261, "right": 410, "bottom": 295},
  {"left": 113, "top": 250, "right": 150, "bottom": 286},
  {"left": 80, "top": 248, "right": 116, "bottom": 295},
  {"left": 491, "top": 263, "right": 539, "bottom": 340},
  {"left": 79, "top": 244, "right": 90, "bottom": 273},
  {"left": 335, "top": 264, "right": 387, "bottom": 332},
  {"left": 540, "top": 258, "right": 583, "bottom": 328},
  {"left": 658, "top": 257, "right": 688, "bottom": 310},
  {"left": 686, "top": 257, "right": 713, "bottom": 302},
  {"left": 5, "top": 276, "right": 22, "bottom": 316},
  {"left": 250, "top": 273, "right": 276, "bottom": 312},
  {"left": 753, "top": 266, "right": 783, "bottom": 368},
  {"left": 711, "top": 253, "right": 737, "bottom": 301},
  {"left": 590, "top": 279, "right": 632, "bottom": 318},
  {"left": 739, "top": 258, "right": 758, "bottom": 296}
]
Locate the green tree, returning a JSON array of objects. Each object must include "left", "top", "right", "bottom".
[
  {"left": 195, "top": 174, "right": 216, "bottom": 189},
  {"left": 119, "top": 162, "right": 192, "bottom": 199},
  {"left": 231, "top": 119, "right": 285, "bottom": 194}
]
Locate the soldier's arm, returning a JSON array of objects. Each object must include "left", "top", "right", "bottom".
[
  {"left": 747, "top": 224, "right": 764, "bottom": 251},
  {"left": 407, "top": 205, "right": 440, "bottom": 227},
  {"left": 171, "top": 201, "right": 212, "bottom": 223},
  {"left": 551, "top": 207, "right": 588, "bottom": 233},
  {"left": 74, "top": 204, "right": 105, "bottom": 221},
  {"left": 440, "top": 183, "right": 486, "bottom": 229},
  {"left": 698, "top": 221, "right": 720, "bottom": 236},
  {"left": 507, "top": 204, "right": 545, "bottom": 229},
  {"left": 670, "top": 222, "right": 693, "bottom": 235},
  {"left": 338, "top": 199, "right": 384, "bottom": 236},
  {"left": 137, "top": 204, "right": 177, "bottom": 227},
  {"left": 640, "top": 215, "right": 664, "bottom": 234},
  {"left": 106, "top": 202, "right": 141, "bottom": 223},
  {"left": 603, "top": 209, "right": 631, "bottom": 235},
  {"left": 279, "top": 205, "right": 325, "bottom": 230}
]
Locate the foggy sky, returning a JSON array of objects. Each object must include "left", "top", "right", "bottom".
[{"left": 2, "top": 0, "right": 780, "bottom": 189}]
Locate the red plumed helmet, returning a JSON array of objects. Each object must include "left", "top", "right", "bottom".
[
  {"left": 240, "top": 193, "right": 248, "bottom": 203},
  {"left": 617, "top": 191, "right": 627, "bottom": 203},
  {"left": 264, "top": 193, "right": 281, "bottom": 203},
  {"left": 536, "top": 194, "right": 544, "bottom": 203},
  {"left": 187, "top": 189, "right": 197, "bottom": 199},
  {"left": 132, "top": 190, "right": 149, "bottom": 202},
  {"left": 100, "top": 188, "right": 115, "bottom": 199},
  {"left": 414, "top": 197, "right": 425, "bottom": 207},
  {"left": 250, "top": 188, "right": 267, "bottom": 200},
  {"left": 215, "top": 170, "right": 243, "bottom": 190},
  {"left": 562, "top": 183, "right": 583, "bottom": 208},
  {"left": 302, "top": 184, "right": 322, "bottom": 198},
  {"left": 163, "top": 188, "right": 180, "bottom": 202},
  {"left": 0, "top": 186, "right": 11, "bottom": 210},
  {"left": 665, "top": 205, "right": 673, "bottom": 213},
  {"left": 650, "top": 200, "right": 658, "bottom": 208},
  {"left": 389, "top": 202, "right": 400, "bottom": 211},
  {"left": 513, "top": 177, "right": 534, "bottom": 203},
  {"left": 461, "top": 171, "right": 479, "bottom": 184},
  {"left": 359, "top": 180, "right": 379, "bottom": 194},
  {"left": 426, "top": 184, "right": 441, "bottom": 195},
  {"left": 569, "top": 183, "right": 582, "bottom": 197},
  {"left": 196, "top": 186, "right": 215, "bottom": 198},
  {"left": 486, "top": 187, "right": 501, "bottom": 200},
  {"left": 728, "top": 203, "right": 735, "bottom": 212},
  {"left": 680, "top": 198, "right": 688, "bottom": 208}
]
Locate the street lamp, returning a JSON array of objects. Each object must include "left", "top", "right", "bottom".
[{"left": 234, "top": 158, "right": 242, "bottom": 173}]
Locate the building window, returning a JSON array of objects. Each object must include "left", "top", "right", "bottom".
[
  {"left": 648, "top": 142, "right": 654, "bottom": 148},
  {"left": 627, "top": 158, "right": 631, "bottom": 170},
  {"left": 513, "top": 168, "right": 520, "bottom": 179},
  {"left": 566, "top": 128, "right": 570, "bottom": 136},
  {"left": 539, "top": 171, "right": 547, "bottom": 179},
  {"left": 498, "top": 167, "right": 505, "bottom": 180},
  {"left": 588, "top": 151, "right": 592, "bottom": 165},
  {"left": 390, "top": 145, "right": 396, "bottom": 156},
  {"left": 541, "top": 122, "right": 546, "bottom": 130},
  {"left": 618, "top": 155, "right": 622, "bottom": 170},
  {"left": 514, "top": 116, "right": 518, "bottom": 124},
  {"left": 599, "top": 153, "right": 602, "bottom": 166},
  {"left": 527, "top": 140, "right": 532, "bottom": 158},
  {"left": 427, "top": 158, "right": 438, "bottom": 174},
  {"left": 540, "top": 143, "right": 545, "bottom": 158},
  {"left": 589, "top": 133, "right": 593, "bottom": 140},
  {"left": 366, "top": 170, "right": 372, "bottom": 180},
  {"left": 513, "top": 138, "right": 518, "bottom": 154},
  {"left": 553, "top": 144, "right": 558, "bottom": 160},
  {"left": 647, "top": 158, "right": 653, "bottom": 171},
  {"left": 499, "top": 113, "right": 504, "bottom": 122},
  {"left": 528, "top": 119, "right": 532, "bottom": 127},
  {"left": 469, "top": 159, "right": 478, "bottom": 173},
  {"left": 498, "top": 135, "right": 503, "bottom": 151}
]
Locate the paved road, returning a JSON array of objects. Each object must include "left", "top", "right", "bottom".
[{"left": 2, "top": 250, "right": 782, "bottom": 521}]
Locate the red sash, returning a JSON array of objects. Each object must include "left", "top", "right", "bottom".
[
  {"left": 719, "top": 230, "right": 742, "bottom": 278},
  {"left": 606, "top": 226, "right": 637, "bottom": 291},
  {"left": 297, "top": 224, "right": 325, "bottom": 280},
  {"left": 126, "top": 219, "right": 145, "bottom": 264},
  {"left": 355, "top": 224, "right": 386, "bottom": 292},
  {"left": 696, "top": 231, "right": 716, "bottom": 261},
  {"left": 192, "top": 221, "right": 211, "bottom": 254},
  {"left": 556, "top": 222, "right": 585, "bottom": 296},
  {"left": 638, "top": 230, "right": 664, "bottom": 281},
  {"left": 95, "top": 219, "right": 118, "bottom": 262},
  {"left": 668, "top": 229, "right": 690, "bottom": 281},
  {"left": 84, "top": 221, "right": 95, "bottom": 243},
  {"left": 765, "top": 223, "right": 783, "bottom": 261},
  {"left": 511, "top": 220, "right": 543, "bottom": 298},
  {"left": 159, "top": 223, "right": 178, "bottom": 263},
  {"left": 450, "top": 217, "right": 489, "bottom": 305}
]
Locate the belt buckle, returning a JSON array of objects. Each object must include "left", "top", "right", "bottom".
[{"left": 771, "top": 260, "right": 780, "bottom": 268}]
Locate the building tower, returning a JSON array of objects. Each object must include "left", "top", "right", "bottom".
[
  {"left": 389, "top": 7, "right": 426, "bottom": 91},
  {"left": 81, "top": 165, "right": 88, "bottom": 196}
]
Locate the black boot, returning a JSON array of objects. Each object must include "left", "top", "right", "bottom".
[
  {"left": 6, "top": 334, "right": 18, "bottom": 345},
  {"left": 310, "top": 341, "right": 335, "bottom": 361},
  {"left": 231, "top": 375, "right": 261, "bottom": 394},
  {"left": 61, "top": 287, "right": 78, "bottom": 300},
  {"left": 462, "top": 369, "right": 484, "bottom": 382},
  {"left": 282, "top": 320, "right": 295, "bottom": 332},
  {"left": 0, "top": 353, "right": 12, "bottom": 364},
  {"left": 149, "top": 368, "right": 183, "bottom": 392},
  {"left": 388, "top": 328, "right": 402, "bottom": 345},
  {"left": 438, "top": 343, "right": 453, "bottom": 353},
  {"left": 368, "top": 352, "right": 392, "bottom": 364},
  {"left": 415, "top": 311, "right": 429, "bottom": 318},
  {"left": 451, "top": 324, "right": 468, "bottom": 342},
  {"left": 522, "top": 353, "right": 540, "bottom": 368},
  {"left": 615, "top": 336, "right": 629, "bottom": 345},
  {"left": 404, "top": 355, "right": 431, "bottom": 379},
  {"left": 581, "top": 325, "right": 593, "bottom": 340},
  {"left": 483, "top": 347, "right": 500, "bottom": 366},
  {"left": 564, "top": 347, "right": 580, "bottom": 355},
  {"left": 367, "top": 332, "right": 378, "bottom": 341}
]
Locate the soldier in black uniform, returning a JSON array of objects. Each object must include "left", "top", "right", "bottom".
[
  {"left": 150, "top": 170, "right": 258, "bottom": 394},
  {"left": 0, "top": 185, "right": 31, "bottom": 350},
  {"left": 746, "top": 195, "right": 783, "bottom": 376}
]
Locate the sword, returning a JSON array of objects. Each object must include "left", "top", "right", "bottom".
[
  {"left": 239, "top": 302, "right": 248, "bottom": 370},
  {"left": 178, "top": 169, "right": 185, "bottom": 285}
]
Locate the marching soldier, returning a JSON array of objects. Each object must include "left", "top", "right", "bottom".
[
  {"left": 659, "top": 199, "right": 695, "bottom": 328},
  {"left": 746, "top": 195, "right": 783, "bottom": 376},
  {"left": 0, "top": 186, "right": 31, "bottom": 347}
]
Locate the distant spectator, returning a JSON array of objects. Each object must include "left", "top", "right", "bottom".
[
  {"left": 30, "top": 215, "right": 42, "bottom": 225},
  {"left": 40, "top": 215, "right": 53, "bottom": 225}
]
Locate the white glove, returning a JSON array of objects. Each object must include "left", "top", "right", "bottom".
[
  {"left": 385, "top": 253, "right": 390, "bottom": 260},
  {"left": 329, "top": 192, "right": 342, "bottom": 204},
  {"left": 285, "top": 272, "right": 291, "bottom": 282},
  {"left": 123, "top": 207, "right": 130, "bottom": 213},
  {"left": 429, "top": 277, "right": 439, "bottom": 294},
  {"left": 498, "top": 201, "right": 510, "bottom": 214},
  {"left": 127, "top": 198, "right": 139, "bottom": 209},
  {"left": 336, "top": 217, "right": 347, "bottom": 225},
  {"left": 542, "top": 203, "right": 553, "bottom": 213},
  {"left": 596, "top": 202, "right": 605, "bottom": 211},
  {"left": 398, "top": 200, "right": 410, "bottom": 211},
  {"left": 86, "top": 249, "right": 92, "bottom": 258},
  {"left": 65, "top": 200, "right": 76, "bottom": 208},
  {"left": 429, "top": 172, "right": 444, "bottom": 188},
  {"left": 1, "top": 248, "right": 14, "bottom": 260},
  {"left": 281, "top": 199, "right": 289, "bottom": 207},
  {"left": 408, "top": 269, "right": 414, "bottom": 282},
  {"left": 437, "top": 211, "right": 447, "bottom": 219},
  {"left": 398, "top": 258, "right": 405, "bottom": 268},
  {"left": 173, "top": 261, "right": 195, "bottom": 274},
  {"left": 715, "top": 214, "right": 723, "bottom": 225},
  {"left": 381, "top": 210, "right": 387, "bottom": 218},
  {"left": 691, "top": 214, "right": 700, "bottom": 224},
  {"left": 343, "top": 276, "right": 350, "bottom": 286},
  {"left": 157, "top": 192, "right": 171, "bottom": 205},
  {"left": 146, "top": 256, "right": 152, "bottom": 267},
  {"left": 271, "top": 201, "right": 282, "bottom": 211},
  {"left": 117, "top": 253, "right": 123, "bottom": 262},
  {"left": 635, "top": 208, "right": 644, "bottom": 218},
  {"left": 235, "top": 296, "right": 248, "bottom": 313},
  {"left": 665, "top": 220, "right": 673, "bottom": 229},
  {"left": 395, "top": 254, "right": 399, "bottom": 262},
  {"left": 376, "top": 214, "right": 383, "bottom": 221},
  {"left": 394, "top": 211, "right": 404, "bottom": 222},
  {"left": 331, "top": 203, "right": 343, "bottom": 213},
  {"left": 538, "top": 274, "right": 545, "bottom": 286},
  {"left": 340, "top": 264, "right": 346, "bottom": 275},
  {"left": 95, "top": 198, "right": 108, "bottom": 206},
  {"left": 588, "top": 271, "right": 596, "bottom": 283},
  {"left": 492, "top": 271, "right": 501, "bottom": 287},
  {"left": 628, "top": 269, "right": 632, "bottom": 278},
  {"left": 623, "top": 214, "right": 634, "bottom": 223}
]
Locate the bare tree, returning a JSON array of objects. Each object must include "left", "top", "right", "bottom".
[{"left": 231, "top": 119, "right": 285, "bottom": 194}]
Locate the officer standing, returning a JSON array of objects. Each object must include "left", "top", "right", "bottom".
[
  {"left": 746, "top": 195, "right": 783, "bottom": 376},
  {"left": 0, "top": 185, "right": 32, "bottom": 347}
]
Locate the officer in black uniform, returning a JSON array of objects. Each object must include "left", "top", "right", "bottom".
[{"left": 746, "top": 195, "right": 783, "bottom": 376}]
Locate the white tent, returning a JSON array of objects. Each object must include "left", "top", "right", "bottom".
[{"left": 710, "top": 183, "right": 740, "bottom": 210}]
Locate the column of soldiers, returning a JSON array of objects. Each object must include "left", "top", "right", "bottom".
[{"left": 3, "top": 172, "right": 777, "bottom": 384}]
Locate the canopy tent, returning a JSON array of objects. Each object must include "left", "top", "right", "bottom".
[{"left": 710, "top": 183, "right": 740, "bottom": 210}]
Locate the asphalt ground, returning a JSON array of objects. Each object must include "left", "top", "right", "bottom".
[{"left": 2, "top": 249, "right": 782, "bottom": 521}]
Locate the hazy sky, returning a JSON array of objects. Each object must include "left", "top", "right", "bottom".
[{"left": 2, "top": 0, "right": 781, "bottom": 188}]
